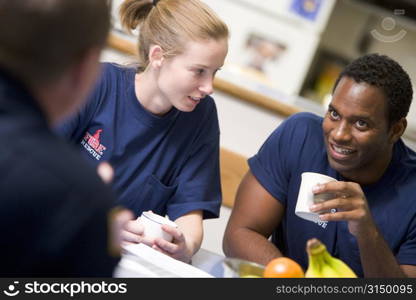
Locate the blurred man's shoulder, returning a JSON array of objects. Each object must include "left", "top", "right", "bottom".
[{"left": 3, "top": 133, "right": 114, "bottom": 204}]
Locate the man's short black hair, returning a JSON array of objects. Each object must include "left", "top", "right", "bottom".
[{"left": 333, "top": 53, "right": 413, "bottom": 126}]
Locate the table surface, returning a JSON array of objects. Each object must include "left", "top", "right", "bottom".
[
  {"left": 114, "top": 246, "right": 226, "bottom": 278},
  {"left": 191, "top": 248, "right": 225, "bottom": 278}
]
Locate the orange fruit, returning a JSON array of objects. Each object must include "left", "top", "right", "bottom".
[{"left": 263, "top": 257, "right": 304, "bottom": 278}]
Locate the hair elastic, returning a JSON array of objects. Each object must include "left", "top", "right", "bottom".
[{"left": 153, "top": 0, "right": 160, "bottom": 6}]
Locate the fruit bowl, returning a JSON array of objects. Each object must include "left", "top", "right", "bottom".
[{"left": 222, "top": 257, "right": 265, "bottom": 278}]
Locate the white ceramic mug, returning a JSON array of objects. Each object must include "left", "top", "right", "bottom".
[
  {"left": 295, "top": 172, "right": 337, "bottom": 223},
  {"left": 140, "top": 211, "right": 178, "bottom": 242}
]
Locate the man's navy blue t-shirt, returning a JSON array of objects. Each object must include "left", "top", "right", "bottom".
[
  {"left": 249, "top": 112, "right": 416, "bottom": 277},
  {"left": 57, "top": 63, "right": 221, "bottom": 220}
]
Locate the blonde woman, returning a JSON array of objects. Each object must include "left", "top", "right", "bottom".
[{"left": 58, "top": 0, "right": 228, "bottom": 263}]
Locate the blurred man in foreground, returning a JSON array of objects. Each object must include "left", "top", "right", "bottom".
[{"left": 0, "top": 0, "right": 131, "bottom": 276}]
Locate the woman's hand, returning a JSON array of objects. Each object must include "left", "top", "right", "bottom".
[
  {"left": 121, "top": 218, "right": 193, "bottom": 262},
  {"left": 121, "top": 217, "right": 156, "bottom": 246},
  {"left": 152, "top": 211, "right": 203, "bottom": 263},
  {"left": 121, "top": 210, "right": 203, "bottom": 263},
  {"left": 152, "top": 225, "right": 193, "bottom": 263}
]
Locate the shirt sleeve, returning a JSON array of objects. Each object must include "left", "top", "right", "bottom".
[
  {"left": 54, "top": 63, "right": 109, "bottom": 142},
  {"left": 248, "top": 121, "right": 291, "bottom": 206},
  {"left": 248, "top": 113, "right": 316, "bottom": 206},
  {"left": 396, "top": 216, "right": 416, "bottom": 266},
  {"left": 166, "top": 103, "right": 222, "bottom": 221}
]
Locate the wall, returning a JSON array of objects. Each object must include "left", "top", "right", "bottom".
[
  {"left": 201, "top": 0, "right": 335, "bottom": 97},
  {"left": 319, "top": 0, "right": 416, "bottom": 134}
]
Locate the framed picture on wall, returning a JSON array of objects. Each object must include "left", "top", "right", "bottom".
[
  {"left": 211, "top": 5, "right": 320, "bottom": 98},
  {"left": 242, "top": 33, "right": 287, "bottom": 76},
  {"left": 221, "top": 29, "right": 292, "bottom": 95}
]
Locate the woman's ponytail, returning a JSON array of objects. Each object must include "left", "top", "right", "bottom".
[
  {"left": 119, "top": 0, "right": 153, "bottom": 33},
  {"left": 119, "top": 0, "right": 228, "bottom": 70}
]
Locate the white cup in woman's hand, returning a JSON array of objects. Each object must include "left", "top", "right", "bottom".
[{"left": 140, "top": 211, "right": 178, "bottom": 242}]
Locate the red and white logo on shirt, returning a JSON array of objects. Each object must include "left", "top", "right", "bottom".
[{"left": 80, "top": 129, "right": 107, "bottom": 160}]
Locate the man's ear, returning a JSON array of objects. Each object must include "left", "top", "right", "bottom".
[
  {"left": 62, "top": 47, "right": 101, "bottom": 113},
  {"left": 389, "top": 117, "right": 407, "bottom": 144},
  {"left": 72, "top": 47, "right": 101, "bottom": 85},
  {"left": 69, "top": 47, "right": 101, "bottom": 99},
  {"left": 148, "top": 45, "right": 164, "bottom": 68}
]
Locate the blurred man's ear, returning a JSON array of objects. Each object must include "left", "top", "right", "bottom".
[
  {"left": 59, "top": 47, "right": 102, "bottom": 120},
  {"left": 389, "top": 118, "right": 407, "bottom": 144},
  {"left": 70, "top": 47, "right": 102, "bottom": 98}
]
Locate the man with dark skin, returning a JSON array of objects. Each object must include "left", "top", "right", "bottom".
[{"left": 223, "top": 54, "right": 416, "bottom": 277}]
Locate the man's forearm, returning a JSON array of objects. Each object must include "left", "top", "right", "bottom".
[
  {"left": 224, "top": 227, "right": 283, "bottom": 266},
  {"left": 357, "top": 228, "right": 406, "bottom": 277}
]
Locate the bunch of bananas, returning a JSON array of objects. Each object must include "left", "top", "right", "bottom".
[{"left": 305, "top": 238, "right": 357, "bottom": 278}]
